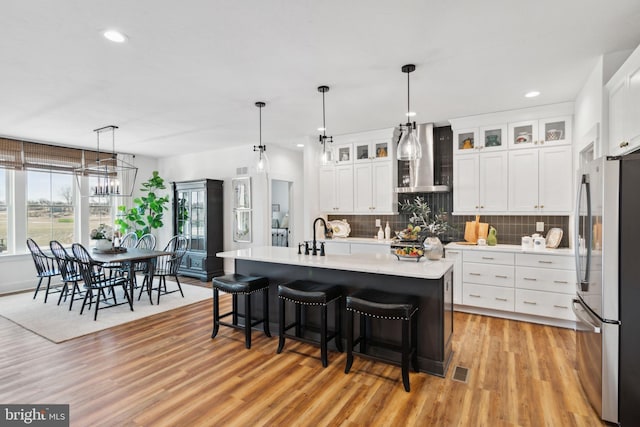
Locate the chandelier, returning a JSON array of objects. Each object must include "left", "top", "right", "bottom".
[
  {"left": 397, "top": 64, "right": 422, "bottom": 161},
  {"left": 74, "top": 125, "right": 138, "bottom": 197}
]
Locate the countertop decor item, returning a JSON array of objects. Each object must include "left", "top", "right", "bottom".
[
  {"left": 487, "top": 226, "right": 497, "bottom": 246},
  {"left": 398, "top": 195, "right": 451, "bottom": 237},
  {"left": 328, "top": 220, "right": 350, "bottom": 237},
  {"left": 545, "top": 228, "right": 563, "bottom": 248}
]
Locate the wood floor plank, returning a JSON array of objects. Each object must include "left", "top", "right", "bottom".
[{"left": 0, "top": 277, "right": 605, "bottom": 426}]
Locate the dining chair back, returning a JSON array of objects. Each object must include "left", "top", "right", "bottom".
[
  {"left": 135, "top": 234, "right": 156, "bottom": 250},
  {"left": 138, "top": 235, "right": 188, "bottom": 304},
  {"left": 26, "top": 238, "right": 61, "bottom": 303},
  {"left": 50, "top": 240, "right": 84, "bottom": 310},
  {"left": 119, "top": 232, "right": 138, "bottom": 248},
  {"left": 71, "top": 243, "right": 131, "bottom": 321}
]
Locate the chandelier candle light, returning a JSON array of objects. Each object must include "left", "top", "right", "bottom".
[
  {"left": 253, "top": 101, "right": 269, "bottom": 174},
  {"left": 318, "top": 85, "right": 333, "bottom": 165},
  {"left": 74, "top": 125, "right": 138, "bottom": 197},
  {"left": 397, "top": 64, "right": 422, "bottom": 161}
]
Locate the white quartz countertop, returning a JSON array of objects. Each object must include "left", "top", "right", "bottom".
[
  {"left": 321, "top": 237, "right": 393, "bottom": 245},
  {"left": 445, "top": 242, "right": 574, "bottom": 256},
  {"left": 217, "top": 246, "right": 453, "bottom": 279}
]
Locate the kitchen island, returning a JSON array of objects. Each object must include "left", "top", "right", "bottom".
[{"left": 217, "top": 246, "right": 454, "bottom": 376}]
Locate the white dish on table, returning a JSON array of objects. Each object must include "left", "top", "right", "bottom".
[{"left": 328, "top": 220, "right": 351, "bottom": 238}]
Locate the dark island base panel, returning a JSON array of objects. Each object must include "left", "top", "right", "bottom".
[{"left": 233, "top": 259, "right": 454, "bottom": 377}]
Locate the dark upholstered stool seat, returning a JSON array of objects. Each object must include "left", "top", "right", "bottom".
[
  {"left": 213, "top": 274, "right": 269, "bottom": 294},
  {"left": 345, "top": 289, "right": 419, "bottom": 392},
  {"left": 277, "top": 280, "right": 343, "bottom": 367},
  {"left": 212, "top": 274, "right": 270, "bottom": 349},
  {"left": 346, "top": 289, "right": 418, "bottom": 320}
]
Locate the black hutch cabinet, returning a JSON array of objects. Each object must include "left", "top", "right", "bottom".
[{"left": 173, "top": 179, "right": 224, "bottom": 280}]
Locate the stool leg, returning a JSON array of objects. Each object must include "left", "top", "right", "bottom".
[
  {"left": 402, "top": 318, "right": 410, "bottom": 392},
  {"left": 360, "top": 314, "right": 367, "bottom": 354},
  {"left": 321, "top": 304, "right": 328, "bottom": 367},
  {"left": 295, "top": 304, "right": 302, "bottom": 337},
  {"left": 411, "top": 312, "right": 419, "bottom": 372},
  {"left": 262, "top": 288, "right": 271, "bottom": 337},
  {"left": 211, "top": 288, "right": 220, "bottom": 339},
  {"left": 335, "top": 298, "right": 343, "bottom": 352},
  {"left": 277, "top": 297, "right": 285, "bottom": 354},
  {"left": 232, "top": 294, "right": 238, "bottom": 325},
  {"left": 345, "top": 309, "right": 353, "bottom": 374},
  {"left": 244, "top": 293, "right": 252, "bottom": 349}
]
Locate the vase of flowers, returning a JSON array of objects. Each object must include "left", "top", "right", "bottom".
[
  {"left": 399, "top": 196, "right": 451, "bottom": 260},
  {"left": 91, "top": 224, "right": 114, "bottom": 250}
]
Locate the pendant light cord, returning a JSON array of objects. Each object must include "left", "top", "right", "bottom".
[{"left": 406, "top": 70, "right": 411, "bottom": 126}]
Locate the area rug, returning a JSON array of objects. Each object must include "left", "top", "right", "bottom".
[{"left": 0, "top": 282, "right": 211, "bottom": 343}]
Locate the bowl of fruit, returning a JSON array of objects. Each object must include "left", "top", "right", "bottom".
[
  {"left": 393, "top": 246, "right": 425, "bottom": 262},
  {"left": 395, "top": 224, "right": 423, "bottom": 242}
]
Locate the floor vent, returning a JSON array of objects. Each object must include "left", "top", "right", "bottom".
[{"left": 451, "top": 365, "right": 469, "bottom": 383}]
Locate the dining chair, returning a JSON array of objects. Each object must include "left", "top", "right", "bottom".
[
  {"left": 119, "top": 232, "right": 138, "bottom": 248},
  {"left": 132, "top": 233, "right": 157, "bottom": 288},
  {"left": 49, "top": 240, "right": 85, "bottom": 310},
  {"left": 138, "top": 235, "right": 188, "bottom": 304},
  {"left": 26, "top": 238, "right": 62, "bottom": 303},
  {"left": 72, "top": 243, "right": 131, "bottom": 321}
]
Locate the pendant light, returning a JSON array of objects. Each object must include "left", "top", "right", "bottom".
[
  {"left": 253, "top": 101, "right": 269, "bottom": 174},
  {"left": 397, "top": 64, "right": 422, "bottom": 161},
  {"left": 318, "top": 85, "right": 333, "bottom": 165}
]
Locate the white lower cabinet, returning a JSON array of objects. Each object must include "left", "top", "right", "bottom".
[
  {"left": 323, "top": 240, "right": 389, "bottom": 255},
  {"left": 452, "top": 245, "right": 576, "bottom": 327},
  {"left": 445, "top": 249, "right": 463, "bottom": 305}
]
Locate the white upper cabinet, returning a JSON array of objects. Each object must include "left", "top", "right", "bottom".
[
  {"left": 354, "top": 138, "right": 391, "bottom": 163},
  {"left": 453, "top": 151, "right": 508, "bottom": 214},
  {"left": 318, "top": 164, "right": 353, "bottom": 213},
  {"left": 334, "top": 143, "right": 353, "bottom": 165},
  {"left": 607, "top": 44, "right": 640, "bottom": 156},
  {"left": 454, "top": 125, "right": 507, "bottom": 155},
  {"left": 508, "top": 116, "right": 571, "bottom": 150},
  {"left": 453, "top": 128, "right": 479, "bottom": 154}
]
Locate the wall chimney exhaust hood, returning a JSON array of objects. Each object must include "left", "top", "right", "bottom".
[{"left": 394, "top": 123, "right": 450, "bottom": 193}]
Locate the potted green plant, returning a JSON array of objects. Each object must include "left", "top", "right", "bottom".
[
  {"left": 398, "top": 196, "right": 452, "bottom": 260},
  {"left": 115, "top": 171, "right": 170, "bottom": 238}
]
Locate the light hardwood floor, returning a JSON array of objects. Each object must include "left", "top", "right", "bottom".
[{"left": 0, "top": 277, "right": 604, "bottom": 426}]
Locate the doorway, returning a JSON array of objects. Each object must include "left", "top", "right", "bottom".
[{"left": 271, "top": 179, "right": 292, "bottom": 247}]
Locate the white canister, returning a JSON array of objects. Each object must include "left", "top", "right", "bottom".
[
  {"left": 533, "top": 236, "right": 546, "bottom": 251},
  {"left": 477, "top": 238, "right": 487, "bottom": 246},
  {"left": 521, "top": 236, "right": 533, "bottom": 250}
]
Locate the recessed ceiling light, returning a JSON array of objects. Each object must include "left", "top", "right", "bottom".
[
  {"left": 525, "top": 91, "right": 540, "bottom": 98},
  {"left": 406, "top": 111, "right": 416, "bottom": 117},
  {"left": 317, "top": 127, "right": 325, "bottom": 132},
  {"left": 296, "top": 143, "right": 304, "bottom": 148},
  {"left": 103, "top": 30, "right": 127, "bottom": 43}
]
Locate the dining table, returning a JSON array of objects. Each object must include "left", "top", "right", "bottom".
[{"left": 90, "top": 248, "right": 171, "bottom": 310}]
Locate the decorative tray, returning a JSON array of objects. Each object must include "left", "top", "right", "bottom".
[
  {"left": 545, "top": 228, "right": 563, "bottom": 248},
  {"left": 392, "top": 247, "right": 424, "bottom": 262},
  {"left": 93, "top": 247, "right": 127, "bottom": 254},
  {"left": 328, "top": 220, "right": 351, "bottom": 238},
  {"left": 394, "top": 253, "right": 424, "bottom": 262}
]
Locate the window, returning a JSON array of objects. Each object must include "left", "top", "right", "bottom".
[
  {"left": 0, "top": 169, "right": 7, "bottom": 253},
  {"left": 27, "top": 170, "right": 75, "bottom": 245}
]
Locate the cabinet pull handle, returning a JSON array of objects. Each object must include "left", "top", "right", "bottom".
[
  {"left": 475, "top": 205, "right": 479, "bottom": 209},
  {"left": 469, "top": 294, "right": 481, "bottom": 298},
  {"left": 538, "top": 260, "right": 553, "bottom": 264},
  {"left": 495, "top": 275, "right": 508, "bottom": 278},
  {"left": 534, "top": 205, "right": 538, "bottom": 208},
  {"left": 481, "top": 257, "right": 494, "bottom": 260},
  {"left": 524, "top": 277, "right": 537, "bottom": 281},
  {"left": 523, "top": 301, "right": 537, "bottom": 305},
  {"left": 469, "top": 272, "right": 481, "bottom": 276},
  {"left": 553, "top": 305, "right": 568, "bottom": 309},
  {"left": 553, "top": 280, "right": 568, "bottom": 284},
  {"left": 480, "top": 205, "right": 484, "bottom": 209},
  {"left": 620, "top": 141, "right": 629, "bottom": 148},
  {"left": 447, "top": 250, "right": 460, "bottom": 254},
  {"left": 495, "top": 297, "right": 508, "bottom": 302},
  {"left": 540, "top": 205, "right": 544, "bottom": 208}
]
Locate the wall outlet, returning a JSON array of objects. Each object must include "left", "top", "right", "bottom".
[
  {"left": 375, "top": 219, "right": 381, "bottom": 227},
  {"left": 536, "top": 222, "right": 544, "bottom": 232}
]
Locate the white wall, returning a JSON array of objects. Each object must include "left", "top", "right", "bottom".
[{"left": 158, "top": 144, "right": 304, "bottom": 274}]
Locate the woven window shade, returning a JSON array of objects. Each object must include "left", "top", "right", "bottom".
[
  {"left": 0, "top": 138, "right": 23, "bottom": 169},
  {"left": 23, "top": 141, "right": 83, "bottom": 172}
]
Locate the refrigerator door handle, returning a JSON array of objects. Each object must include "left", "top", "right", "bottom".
[
  {"left": 572, "top": 299, "right": 601, "bottom": 333},
  {"left": 574, "top": 174, "right": 592, "bottom": 292}
]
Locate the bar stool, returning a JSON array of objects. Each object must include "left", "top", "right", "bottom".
[
  {"left": 344, "top": 289, "right": 419, "bottom": 392},
  {"left": 212, "top": 274, "right": 271, "bottom": 349},
  {"left": 277, "top": 280, "right": 343, "bottom": 367}
]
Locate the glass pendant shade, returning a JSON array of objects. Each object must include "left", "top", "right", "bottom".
[
  {"left": 253, "top": 101, "right": 269, "bottom": 174},
  {"left": 397, "top": 127, "right": 422, "bottom": 161},
  {"left": 255, "top": 150, "right": 269, "bottom": 174}
]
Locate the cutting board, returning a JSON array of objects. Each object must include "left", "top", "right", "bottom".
[{"left": 464, "top": 215, "right": 489, "bottom": 243}]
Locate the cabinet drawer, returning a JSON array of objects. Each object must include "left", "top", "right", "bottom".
[
  {"left": 515, "top": 267, "right": 576, "bottom": 294},
  {"left": 516, "top": 253, "right": 574, "bottom": 269},
  {"left": 462, "top": 283, "right": 514, "bottom": 311},
  {"left": 463, "top": 262, "right": 514, "bottom": 287},
  {"left": 515, "top": 289, "right": 575, "bottom": 321},
  {"left": 464, "top": 250, "right": 514, "bottom": 265}
]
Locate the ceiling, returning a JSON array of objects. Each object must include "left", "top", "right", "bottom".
[{"left": 2, "top": 1, "right": 640, "bottom": 158}]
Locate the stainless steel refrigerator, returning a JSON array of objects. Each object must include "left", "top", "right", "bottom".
[{"left": 573, "top": 151, "right": 640, "bottom": 424}]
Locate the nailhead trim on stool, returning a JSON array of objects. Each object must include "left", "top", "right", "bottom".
[
  {"left": 344, "top": 288, "right": 419, "bottom": 392},
  {"left": 211, "top": 274, "right": 271, "bottom": 349},
  {"left": 277, "top": 280, "right": 343, "bottom": 367}
]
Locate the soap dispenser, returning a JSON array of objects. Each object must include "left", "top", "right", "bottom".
[
  {"left": 384, "top": 222, "right": 391, "bottom": 240},
  {"left": 377, "top": 226, "right": 384, "bottom": 240}
]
